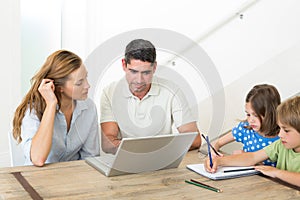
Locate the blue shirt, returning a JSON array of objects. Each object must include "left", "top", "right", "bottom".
[
  {"left": 232, "top": 121, "right": 279, "bottom": 166},
  {"left": 21, "top": 98, "right": 100, "bottom": 165}
]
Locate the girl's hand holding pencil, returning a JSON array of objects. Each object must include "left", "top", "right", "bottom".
[{"left": 204, "top": 154, "right": 220, "bottom": 173}]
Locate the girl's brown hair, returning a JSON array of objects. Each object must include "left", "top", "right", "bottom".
[
  {"left": 12, "top": 50, "right": 82, "bottom": 143},
  {"left": 245, "top": 84, "right": 281, "bottom": 136},
  {"left": 277, "top": 96, "right": 300, "bottom": 133}
]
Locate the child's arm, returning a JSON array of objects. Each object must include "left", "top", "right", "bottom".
[
  {"left": 255, "top": 166, "right": 300, "bottom": 187},
  {"left": 205, "top": 149, "right": 268, "bottom": 173},
  {"left": 212, "top": 131, "right": 235, "bottom": 153}
]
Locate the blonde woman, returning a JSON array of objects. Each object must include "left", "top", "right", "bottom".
[{"left": 13, "top": 50, "right": 100, "bottom": 166}]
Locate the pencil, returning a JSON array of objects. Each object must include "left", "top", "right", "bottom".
[
  {"left": 201, "top": 134, "right": 220, "bottom": 156},
  {"left": 185, "top": 180, "right": 222, "bottom": 193},
  {"left": 223, "top": 167, "right": 255, "bottom": 173},
  {"left": 190, "top": 179, "right": 222, "bottom": 192},
  {"left": 206, "top": 136, "right": 213, "bottom": 168}
]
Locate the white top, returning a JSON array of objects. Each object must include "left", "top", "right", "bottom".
[
  {"left": 100, "top": 76, "right": 196, "bottom": 138},
  {"left": 21, "top": 98, "right": 100, "bottom": 165}
]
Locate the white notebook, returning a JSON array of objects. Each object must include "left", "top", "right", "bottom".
[{"left": 186, "top": 163, "right": 260, "bottom": 180}]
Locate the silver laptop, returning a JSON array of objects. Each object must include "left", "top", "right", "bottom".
[{"left": 85, "top": 132, "right": 197, "bottom": 177}]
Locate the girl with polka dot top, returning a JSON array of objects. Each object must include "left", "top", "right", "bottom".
[{"left": 212, "top": 84, "right": 281, "bottom": 166}]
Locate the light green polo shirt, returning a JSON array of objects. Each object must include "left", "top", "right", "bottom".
[
  {"left": 100, "top": 76, "right": 196, "bottom": 138},
  {"left": 264, "top": 139, "right": 300, "bottom": 172}
]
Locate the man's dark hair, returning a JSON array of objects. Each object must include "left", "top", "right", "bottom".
[{"left": 125, "top": 39, "right": 156, "bottom": 65}]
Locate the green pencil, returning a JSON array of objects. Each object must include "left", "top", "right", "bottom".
[{"left": 185, "top": 180, "right": 222, "bottom": 193}]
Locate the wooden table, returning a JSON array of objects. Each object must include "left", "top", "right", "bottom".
[{"left": 0, "top": 150, "right": 299, "bottom": 199}]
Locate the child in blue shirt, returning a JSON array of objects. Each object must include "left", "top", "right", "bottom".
[{"left": 213, "top": 84, "right": 281, "bottom": 166}]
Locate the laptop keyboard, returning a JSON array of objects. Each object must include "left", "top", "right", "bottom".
[{"left": 98, "top": 154, "right": 115, "bottom": 167}]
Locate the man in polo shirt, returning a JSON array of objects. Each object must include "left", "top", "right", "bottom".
[{"left": 100, "top": 39, "right": 201, "bottom": 153}]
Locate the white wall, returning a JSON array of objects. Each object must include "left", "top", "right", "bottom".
[
  {"left": 0, "top": 0, "right": 21, "bottom": 167},
  {"left": 21, "top": 0, "right": 61, "bottom": 95},
  {"left": 201, "top": 0, "right": 300, "bottom": 86},
  {"left": 61, "top": 0, "right": 250, "bottom": 59}
]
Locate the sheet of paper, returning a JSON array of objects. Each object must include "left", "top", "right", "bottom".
[{"left": 186, "top": 163, "right": 260, "bottom": 180}]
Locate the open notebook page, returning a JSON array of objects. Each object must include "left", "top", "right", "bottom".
[{"left": 187, "top": 163, "right": 260, "bottom": 180}]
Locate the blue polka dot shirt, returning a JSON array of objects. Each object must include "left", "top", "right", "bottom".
[{"left": 232, "top": 121, "right": 279, "bottom": 166}]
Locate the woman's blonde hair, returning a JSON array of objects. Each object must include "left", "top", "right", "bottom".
[
  {"left": 12, "top": 50, "right": 82, "bottom": 143},
  {"left": 277, "top": 96, "right": 300, "bottom": 133}
]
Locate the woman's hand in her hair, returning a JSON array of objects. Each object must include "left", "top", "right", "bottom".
[{"left": 38, "top": 79, "right": 58, "bottom": 106}]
